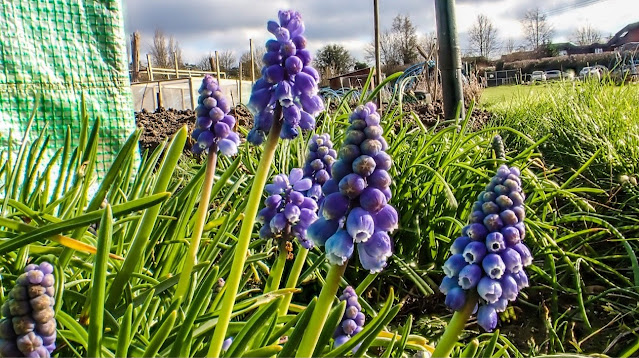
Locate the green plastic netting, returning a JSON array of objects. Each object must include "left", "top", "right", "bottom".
[{"left": 0, "top": 0, "right": 136, "bottom": 179}]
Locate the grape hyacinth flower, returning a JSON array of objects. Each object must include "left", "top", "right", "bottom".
[
  {"left": 192, "top": 75, "right": 240, "bottom": 156},
  {"left": 247, "top": 10, "right": 324, "bottom": 145},
  {"left": 439, "top": 164, "right": 531, "bottom": 332},
  {"left": 307, "top": 102, "right": 397, "bottom": 273},
  {"left": 257, "top": 168, "right": 318, "bottom": 249},
  {"left": 333, "top": 286, "right": 365, "bottom": 352},
  {"left": 303, "top": 134, "right": 337, "bottom": 202},
  {"left": 0, "top": 262, "right": 56, "bottom": 358},
  {"left": 222, "top": 337, "right": 233, "bottom": 353}
]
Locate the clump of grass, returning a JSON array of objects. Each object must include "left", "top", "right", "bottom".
[{"left": 486, "top": 81, "right": 639, "bottom": 185}]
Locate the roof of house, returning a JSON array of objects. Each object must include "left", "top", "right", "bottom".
[{"left": 608, "top": 21, "right": 639, "bottom": 47}]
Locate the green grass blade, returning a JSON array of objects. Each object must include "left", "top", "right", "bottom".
[{"left": 87, "top": 205, "right": 113, "bottom": 357}]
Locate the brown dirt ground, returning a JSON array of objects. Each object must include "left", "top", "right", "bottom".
[
  {"left": 403, "top": 100, "right": 493, "bottom": 129},
  {"left": 135, "top": 105, "right": 253, "bottom": 155}
]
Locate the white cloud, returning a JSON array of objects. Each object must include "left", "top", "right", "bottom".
[{"left": 123, "top": 0, "right": 636, "bottom": 64}]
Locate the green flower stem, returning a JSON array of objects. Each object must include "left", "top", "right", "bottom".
[
  {"left": 207, "top": 112, "right": 282, "bottom": 358},
  {"left": 431, "top": 293, "right": 478, "bottom": 358},
  {"left": 278, "top": 246, "right": 309, "bottom": 316},
  {"left": 295, "top": 263, "right": 347, "bottom": 358},
  {"left": 264, "top": 240, "right": 288, "bottom": 293},
  {"left": 174, "top": 148, "right": 218, "bottom": 302}
]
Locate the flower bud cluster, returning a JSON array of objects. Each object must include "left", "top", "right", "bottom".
[
  {"left": 247, "top": 10, "right": 324, "bottom": 145},
  {"left": 0, "top": 262, "right": 56, "bottom": 357},
  {"left": 192, "top": 75, "right": 240, "bottom": 156},
  {"left": 303, "top": 134, "right": 337, "bottom": 202},
  {"left": 307, "top": 103, "right": 397, "bottom": 273},
  {"left": 439, "top": 165, "right": 532, "bottom": 331},
  {"left": 257, "top": 168, "right": 319, "bottom": 248},
  {"left": 333, "top": 286, "right": 365, "bottom": 352}
]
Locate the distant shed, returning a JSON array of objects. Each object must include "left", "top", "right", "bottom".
[{"left": 327, "top": 67, "right": 379, "bottom": 89}]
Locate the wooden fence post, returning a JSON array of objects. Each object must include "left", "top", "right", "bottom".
[
  {"left": 131, "top": 32, "right": 140, "bottom": 82},
  {"left": 174, "top": 51, "right": 179, "bottom": 79},
  {"left": 146, "top": 54, "right": 154, "bottom": 81},
  {"left": 215, "top": 51, "right": 222, "bottom": 82}
]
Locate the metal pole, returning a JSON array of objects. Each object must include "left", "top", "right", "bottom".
[
  {"left": 373, "top": 0, "right": 382, "bottom": 110},
  {"left": 435, "top": 0, "right": 464, "bottom": 119},
  {"left": 239, "top": 61, "right": 243, "bottom": 105},
  {"left": 250, "top": 39, "right": 256, "bottom": 85}
]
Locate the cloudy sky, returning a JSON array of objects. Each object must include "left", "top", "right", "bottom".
[{"left": 122, "top": 0, "right": 638, "bottom": 65}]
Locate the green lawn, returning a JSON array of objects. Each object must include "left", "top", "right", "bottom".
[
  {"left": 481, "top": 81, "right": 639, "bottom": 182},
  {"left": 481, "top": 83, "right": 552, "bottom": 106}
]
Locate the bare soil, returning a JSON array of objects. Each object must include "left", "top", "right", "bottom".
[
  {"left": 403, "top": 100, "right": 493, "bottom": 129},
  {"left": 135, "top": 105, "right": 253, "bottom": 155}
]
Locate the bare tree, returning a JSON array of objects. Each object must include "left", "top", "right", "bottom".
[
  {"left": 150, "top": 29, "right": 169, "bottom": 67},
  {"left": 468, "top": 14, "right": 499, "bottom": 58},
  {"left": 520, "top": 8, "right": 553, "bottom": 50},
  {"left": 149, "top": 29, "right": 184, "bottom": 69},
  {"left": 365, "top": 14, "right": 419, "bottom": 67},
  {"left": 168, "top": 36, "right": 184, "bottom": 68},
  {"left": 504, "top": 38, "right": 517, "bottom": 54},
  {"left": 573, "top": 24, "right": 602, "bottom": 45},
  {"left": 197, "top": 54, "right": 214, "bottom": 71},
  {"left": 419, "top": 32, "right": 438, "bottom": 59},
  {"left": 216, "top": 50, "right": 236, "bottom": 72},
  {"left": 240, "top": 46, "right": 266, "bottom": 78},
  {"left": 392, "top": 14, "right": 419, "bottom": 65}
]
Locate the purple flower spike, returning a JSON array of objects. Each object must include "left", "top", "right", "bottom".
[
  {"left": 450, "top": 236, "right": 472, "bottom": 255},
  {"left": 439, "top": 154, "right": 530, "bottom": 332},
  {"left": 322, "top": 193, "right": 350, "bottom": 220},
  {"left": 465, "top": 223, "right": 488, "bottom": 241},
  {"left": 443, "top": 254, "right": 467, "bottom": 278},
  {"left": 306, "top": 102, "right": 395, "bottom": 271},
  {"left": 346, "top": 208, "right": 375, "bottom": 243},
  {"left": 463, "top": 241, "right": 487, "bottom": 264},
  {"left": 482, "top": 254, "right": 506, "bottom": 279},
  {"left": 458, "top": 264, "right": 482, "bottom": 289},
  {"left": 339, "top": 174, "right": 366, "bottom": 199},
  {"left": 325, "top": 230, "right": 354, "bottom": 265},
  {"left": 445, "top": 287, "right": 467, "bottom": 311},
  {"left": 358, "top": 231, "right": 392, "bottom": 273},
  {"left": 477, "top": 306, "right": 498, "bottom": 332},
  {"left": 247, "top": 10, "right": 323, "bottom": 144},
  {"left": 257, "top": 167, "right": 325, "bottom": 245},
  {"left": 334, "top": 287, "right": 365, "bottom": 352},
  {"left": 477, "top": 277, "right": 502, "bottom": 304},
  {"left": 500, "top": 248, "right": 523, "bottom": 274},
  {"left": 501, "top": 226, "right": 521, "bottom": 246},
  {"left": 307, "top": 218, "right": 340, "bottom": 247},
  {"left": 485, "top": 232, "right": 506, "bottom": 253},
  {"left": 359, "top": 187, "right": 387, "bottom": 213},
  {"left": 439, "top": 276, "right": 460, "bottom": 295},
  {"left": 500, "top": 274, "right": 519, "bottom": 301},
  {"left": 372, "top": 205, "right": 398, "bottom": 233},
  {"left": 513, "top": 243, "right": 533, "bottom": 266},
  {"left": 191, "top": 75, "right": 238, "bottom": 156},
  {"left": 1, "top": 262, "right": 56, "bottom": 356}
]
